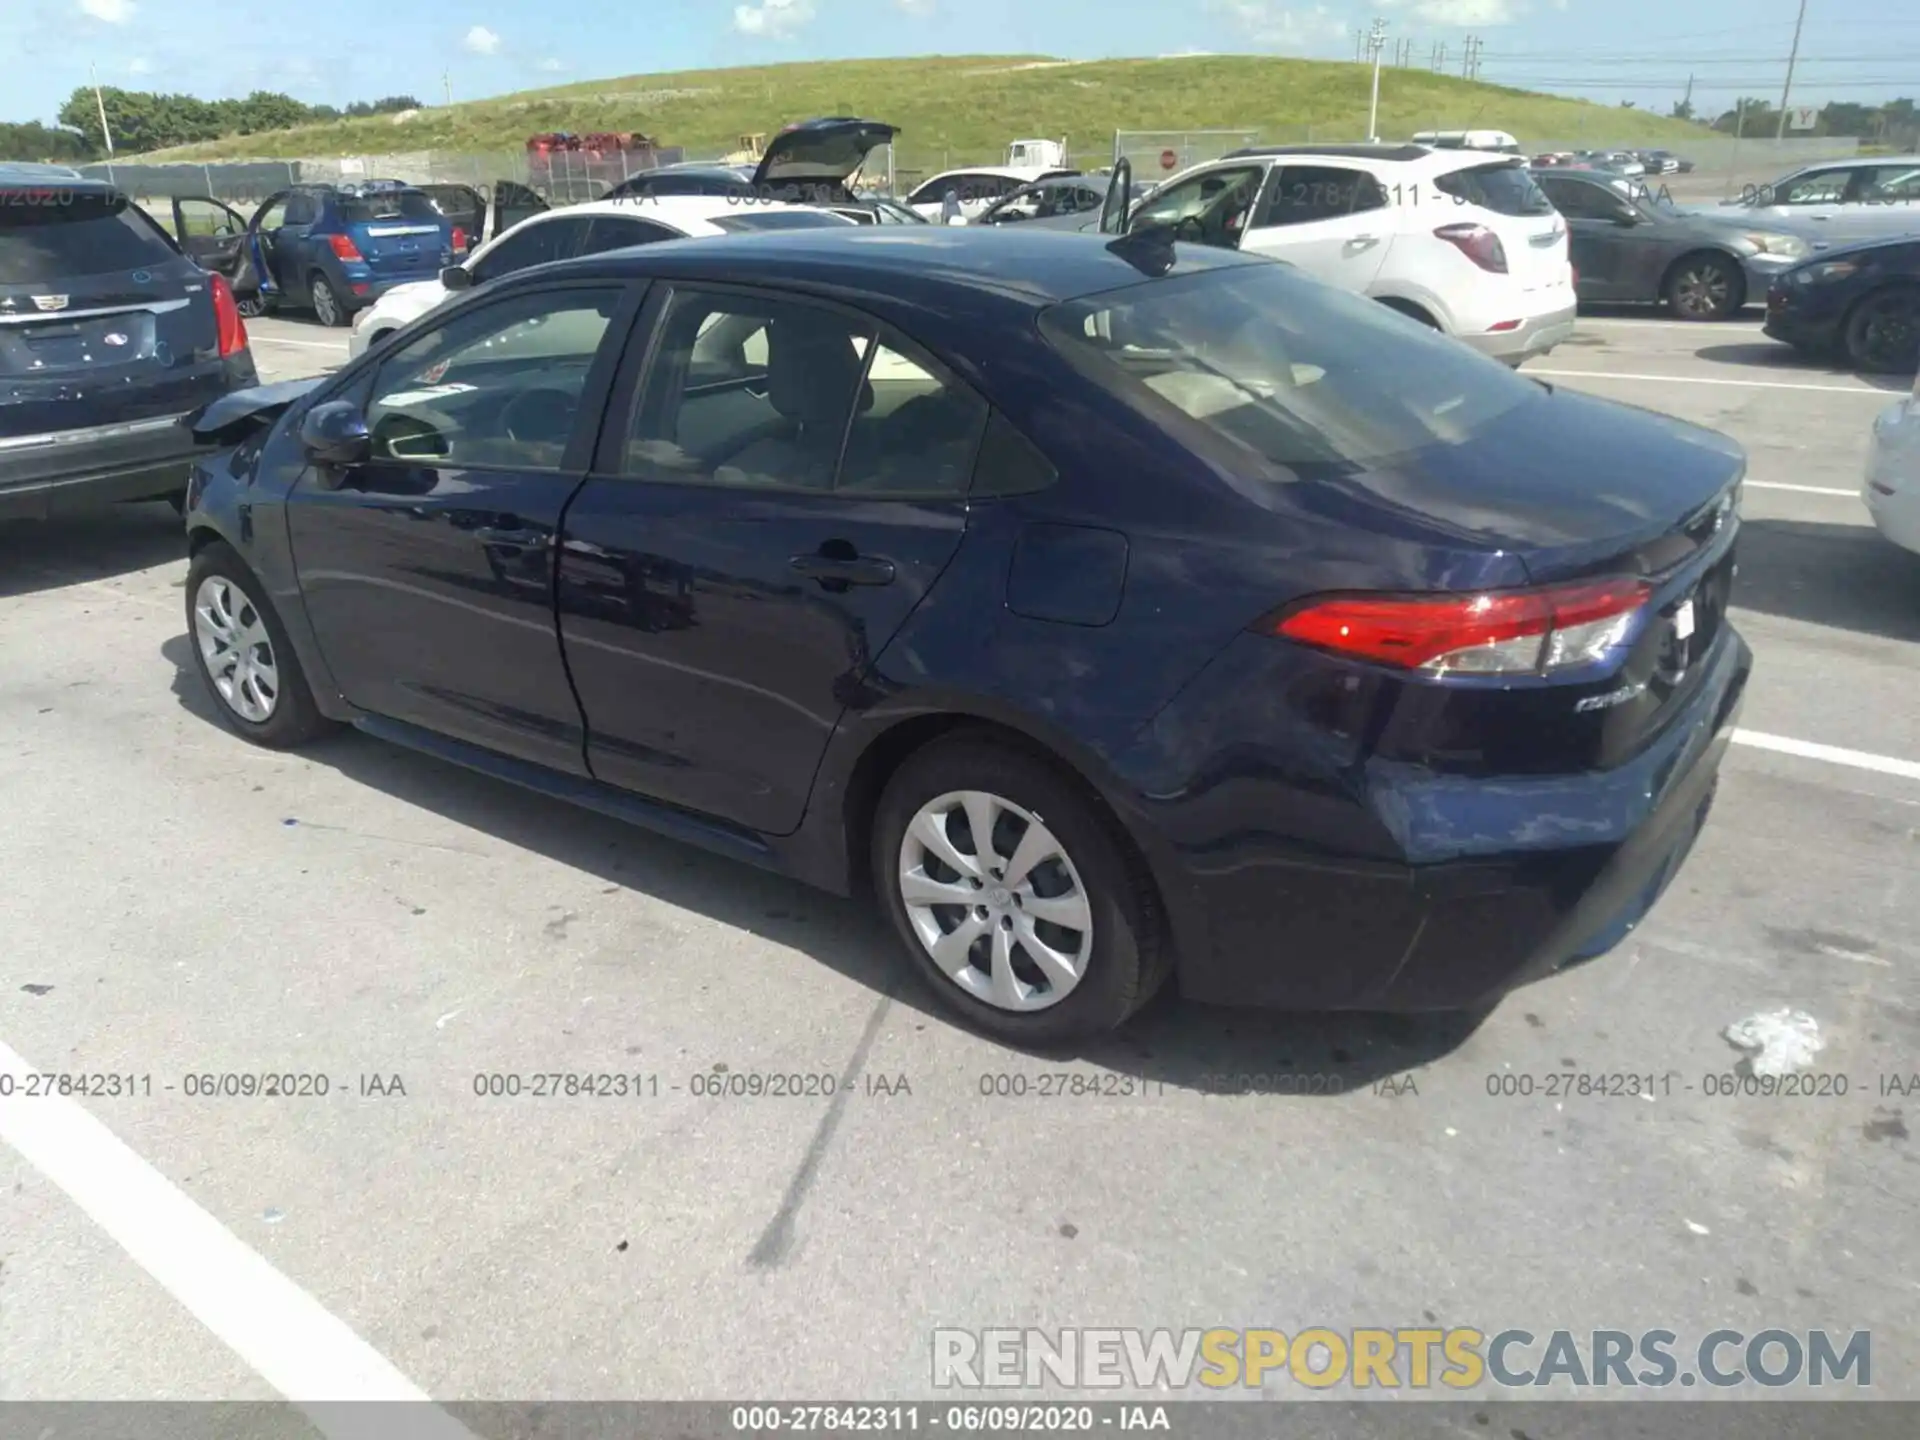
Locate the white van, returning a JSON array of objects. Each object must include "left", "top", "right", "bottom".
[{"left": 1412, "top": 130, "right": 1522, "bottom": 155}]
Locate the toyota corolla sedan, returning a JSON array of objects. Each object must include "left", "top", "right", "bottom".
[{"left": 179, "top": 227, "right": 1751, "bottom": 1041}]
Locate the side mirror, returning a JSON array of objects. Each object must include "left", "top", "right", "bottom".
[
  {"left": 299, "top": 400, "right": 371, "bottom": 469},
  {"left": 1099, "top": 158, "right": 1133, "bottom": 236},
  {"left": 441, "top": 265, "right": 473, "bottom": 290},
  {"left": 1612, "top": 211, "right": 1641, "bottom": 227}
]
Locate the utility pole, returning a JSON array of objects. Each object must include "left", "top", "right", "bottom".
[
  {"left": 1434, "top": 42, "right": 1447, "bottom": 74},
  {"left": 1461, "top": 35, "right": 1483, "bottom": 81},
  {"left": 1366, "top": 18, "right": 1388, "bottom": 142},
  {"left": 443, "top": 71, "right": 453, "bottom": 106},
  {"left": 1355, "top": 29, "right": 1365, "bottom": 64},
  {"left": 1775, "top": 0, "right": 1809, "bottom": 138},
  {"left": 89, "top": 62, "right": 115, "bottom": 177},
  {"left": 1683, "top": 72, "right": 1694, "bottom": 113}
]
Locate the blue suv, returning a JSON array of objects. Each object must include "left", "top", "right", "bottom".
[{"left": 177, "top": 181, "right": 456, "bottom": 327}]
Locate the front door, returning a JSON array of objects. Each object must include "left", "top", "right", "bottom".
[
  {"left": 557, "top": 283, "right": 986, "bottom": 835},
  {"left": 170, "top": 196, "right": 251, "bottom": 285},
  {"left": 1125, "top": 163, "right": 1267, "bottom": 250},
  {"left": 1238, "top": 164, "right": 1395, "bottom": 291},
  {"left": 286, "top": 281, "right": 640, "bottom": 771},
  {"left": 245, "top": 192, "right": 292, "bottom": 304}
]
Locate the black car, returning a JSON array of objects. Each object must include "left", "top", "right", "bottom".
[
  {"left": 180, "top": 226, "right": 1749, "bottom": 1041},
  {"left": 1534, "top": 169, "right": 1816, "bottom": 319},
  {"left": 1, "top": 169, "right": 258, "bottom": 521},
  {"left": 1764, "top": 234, "right": 1920, "bottom": 372}
]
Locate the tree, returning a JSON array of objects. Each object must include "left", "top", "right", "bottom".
[
  {"left": 1671, "top": 97, "right": 1694, "bottom": 121},
  {"left": 0, "top": 120, "right": 93, "bottom": 161}
]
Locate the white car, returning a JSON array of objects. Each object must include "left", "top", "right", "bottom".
[
  {"left": 903, "top": 165, "right": 1077, "bottom": 224},
  {"left": 1112, "top": 143, "right": 1577, "bottom": 365},
  {"left": 348, "top": 195, "right": 855, "bottom": 358},
  {"left": 1865, "top": 369, "right": 1920, "bottom": 558}
]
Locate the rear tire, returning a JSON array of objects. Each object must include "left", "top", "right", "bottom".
[
  {"left": 309, "top": 273, "right": 349, "bottom": 328},
  {"left": 1377, "top": 297, "right": 1441, "bottom": 329},
  {"left": 185, "top": 541, "right": 335, "bottom": 749},
  {"left": 1663, "top": 252, "right": 1744, "bottom": 320},
  {"left": 236, "top": 294, "right": 274, "bottom": 319},
  {"left": 871, "top": 735, "right": 1169, "bottom": 1043},
  {"left": 1842, "top": 285, "right": 1920, "bottom": 375}
]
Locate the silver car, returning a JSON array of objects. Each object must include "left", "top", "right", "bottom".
[{"left": 1718, "top": 156, "right": 1920, "bottom": 243}]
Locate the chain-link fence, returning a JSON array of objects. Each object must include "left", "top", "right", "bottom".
[{"left": 77, "top": 130, "right": 1883, "bottom": 216}]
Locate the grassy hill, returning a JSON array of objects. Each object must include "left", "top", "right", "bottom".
[{"left": 136, "top": 54, "right": 1709, "bottom": 165}]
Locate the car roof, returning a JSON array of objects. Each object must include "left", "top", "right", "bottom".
[
  {"left": 500, "top": 227, "right": 1263, "bottom": 333},
  {"left": 920, "top": 165, "right": 1074, "bottom": 182},
  {"left": 1224, "top": 143, "right": 1431, "bottom": 162}
]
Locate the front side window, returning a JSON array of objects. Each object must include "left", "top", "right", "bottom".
[
  {"left": 1131, "top": 166, "right": 1265, "bottom": 247},
  {"left": 1039, "top": 264, "right": 1540, "bottom": 475},
  {"left": 365, "top": 287, "right": 621, "bottom": 472}
]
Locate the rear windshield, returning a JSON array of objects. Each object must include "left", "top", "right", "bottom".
[
  {"left": 707, "top": 210, "right": 855, "bottom": 233},
  {"left": 1435, "top": 162, "right": 1555, "bottom": 217},
  {"left": 337, "top": 191, "right": 444, "bottom": 224},
  {"left": 1038, "top": 263, "right": 1540, "bottom": 472},
  {"left": 0, "top": 191, "right": 177, "bottom": 284}
]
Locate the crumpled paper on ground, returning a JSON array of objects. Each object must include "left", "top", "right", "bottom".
[{"left": 1722, "top": 1008, "right": 1824, "bottom": 1077}]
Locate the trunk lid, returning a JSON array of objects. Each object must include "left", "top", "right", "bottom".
[
  {"left": 752, "top": 117, "right": 898, "bottom": 202},
  {"left": 1, "top": 188, "right": 228, "bottom": 439}
]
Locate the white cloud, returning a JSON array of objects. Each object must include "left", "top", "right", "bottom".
[
  {"left": 463, "top": 25, "right": 502, "bottom": 55},
  {"left": 895, "top": 0, "right": 936, "bottom": 15},
  {"left": 1216, "top": 1, "right": 1348, "bottom": 47},
  {"left": 1393, "top": 0, "right": 1517, "bottom": 23},
  {"left": 538, "top": 57, "right": 567, "bottom": 72},
  {"left": 78, "top": 0, "right": 136, "bottom": 23},
  {"left": 127, "top": 56, "right": 153, "bottom": 74},
  {"left": 732, "top": 0, "right": 815, "bottom": 38}
]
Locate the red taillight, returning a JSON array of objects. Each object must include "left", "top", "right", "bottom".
[
  {"left": 451, "top": 226, "right": 468, "bottom": 252},
  {"left": 1434, "top": 222, "right": 1508, "bottom": 274},
  {"left": 209, "top": 274, "right": 248, "bottom": 358},
  {"left": 1270, "top": 578, "right": 1652, "bottom": 676},
  {"left": 328, "top": 233, "right": 365, "bottom": 262}
]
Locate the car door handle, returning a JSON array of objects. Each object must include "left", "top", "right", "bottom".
[{"left": 790, "top": 552, "right": 895, "bottom": 586}]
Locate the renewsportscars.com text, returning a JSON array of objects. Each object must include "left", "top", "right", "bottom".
[{"left": 931, "top": 1327, "right": 1871, "bottom": 1391}]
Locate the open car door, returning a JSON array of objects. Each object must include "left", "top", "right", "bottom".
[
  {"left": 170, "top": 196, "right": 256, "bottom": 295},
  {"left": 486, "top": 181, "right": 550, "bottom": 245},
  {"left": 415, "top": 183, "right": 486, "bottom": 254},
  {"left": 1098, "top": 159, "right": 1133, "bottom": 235}
]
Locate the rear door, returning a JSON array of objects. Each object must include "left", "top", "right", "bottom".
[
  {"left": 338, "top": 189, "right": 449, "bottom": 285},
  {"left": 0, "top": 189, "right": 228, "bottom": 440},
  {"left": 1433, "top": 159, "right": 1570, "bottom": 294},
  {"left": 275, "top": 190, "right": 320, "bottom": 301},
  {"left": 1239, "top": 164, "right": 1394, "bottom": 291},
  {"left": 557, "top": 283, "right": 986, "bottom": 833}
]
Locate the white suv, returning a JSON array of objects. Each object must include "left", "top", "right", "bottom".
[{"left": 1122, "top": 144, "right": 1576, "bottom": 365}]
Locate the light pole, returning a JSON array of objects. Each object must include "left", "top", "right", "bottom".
[
  {"left": 1775, "top": 0, "right": 1810, "bottom": 139},
  {"left": 90, "top": 62, "right": 116, "bottom": 179},
  {"left": 1366, "top": 18, "right": 1388, "bottom": 143}
]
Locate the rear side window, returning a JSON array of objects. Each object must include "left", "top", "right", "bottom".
[
  {"left": 338, "top": 191, "right": 443, "bottom": 224},
  {"left": 1256, "top": 166, "right": 1387, "bottom": 226},
  {"left": 1435, "top": 162, "right": 1554, "bottom": 217},
  {"left": 1039, "top": 264, "right": 1539, "bottom": 473},
  {"left": 0, "top": 191, "right": 177, "bottom": 284}
]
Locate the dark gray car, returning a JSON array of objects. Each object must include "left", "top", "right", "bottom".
[{"left": 1535, "top": 169, "right": 1817, "bottom": 319}]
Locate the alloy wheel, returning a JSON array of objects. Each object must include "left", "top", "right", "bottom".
[
  {"left": 311, "top": 278, "right": 341, "bottom": 327},
  {"left": 1850, "top": 293, "right": 1920, "bottom": 373},
  {"left": 897, "top": 789, "right": 1094, "bottom": 1012},
  {"left": 1671, "top": 261, "right": 1733, "bottom": 319},
  {"left": 193, "top": 574, "right": 281, "bottom": 724}
]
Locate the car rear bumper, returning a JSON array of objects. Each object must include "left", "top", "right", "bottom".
[
  {"left": 1136, "top": 622, "right": 1752, "bottom": 1013},
  {"left": 1460, "top": 296, "right": 1578, "bottom": 364},
  {"left": 0, "top": 412, "right": 214, "bottom": 520}
]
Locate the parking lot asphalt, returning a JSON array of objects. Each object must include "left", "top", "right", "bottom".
[{"left": 2, "top": 307, "right": 1917, "bottom": 1409}]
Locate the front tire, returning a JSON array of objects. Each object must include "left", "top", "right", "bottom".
[
  {"left": 1664, "top": 253, "right": 1744, "bottom": 320},
  {"left": 309, "top": 273, "right": 349, "bottom": 328},
  {"left": 1843, "top": 286, "right": 1920, "bottom": 375},
  {"left": 185, "top": 541, "right": 335, "bottom": 748},
  {"left": 872, "top": 735, "right": 1168, "bottom": 1043}
]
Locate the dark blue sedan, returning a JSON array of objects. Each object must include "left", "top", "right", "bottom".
[
  {"left": 177, "top": 227, "right": 1750, "bottom": 1041},
  {"left": 1764, "top": 234, "right": 1920, "bottom": 373}
]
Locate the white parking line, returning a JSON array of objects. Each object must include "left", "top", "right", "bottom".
[
  {"left": 1531, "top": 368, "right": 1889, "bottom": 396},
  {"left": 1733, "top": 730, "right": 1920, "bottom": 783},
  {"left": 1577, "top": 316, "right": 1764, "bottom": 330},
  {"left": 250, "top": 336, "right": 349, "bottom": 352},
  {"left": 1745, "top": 481, "right": 1862, "bottom": 498},
  {"left": 0, "top": 1039, "right": 478, "bottom": 1437}
]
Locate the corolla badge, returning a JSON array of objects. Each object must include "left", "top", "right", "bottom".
[{"left": 32, "top": 294, "right": 70, "bottom": 312}]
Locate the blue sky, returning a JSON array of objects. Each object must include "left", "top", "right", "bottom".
[{"left": 5, "top": 0, "right": 1917, "bottom": 127}]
